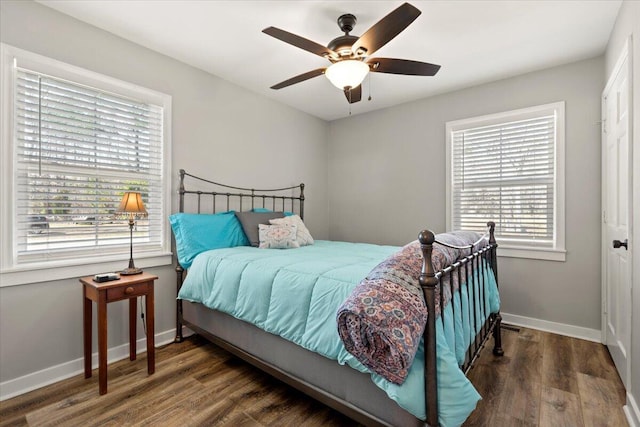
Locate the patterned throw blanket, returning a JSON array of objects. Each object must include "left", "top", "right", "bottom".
[{"left": 336, "top": 231, "right": 487, "bottom": 384}]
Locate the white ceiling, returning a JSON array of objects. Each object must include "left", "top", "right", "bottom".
[{"left": 37, "top": 0, "right": 621, "bottom": 121}]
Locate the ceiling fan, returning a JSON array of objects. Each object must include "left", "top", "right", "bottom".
[{"left": 262, "top": 2, "right": 441, "bottom": 104}]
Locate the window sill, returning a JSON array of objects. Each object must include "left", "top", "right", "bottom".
[
  {"left": 0, "top": 252, "right": 173, "bottom": 287},
  {"left": 497, "top": 245, "right": 566, "bottom": 262}
]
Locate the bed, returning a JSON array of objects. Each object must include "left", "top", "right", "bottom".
[{"left": 172, "top": 169, "right": 504, "bottom": 427}]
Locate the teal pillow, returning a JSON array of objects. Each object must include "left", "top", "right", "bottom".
[{"left": 169, "top": 212, "right": 249, "bottom": 269}]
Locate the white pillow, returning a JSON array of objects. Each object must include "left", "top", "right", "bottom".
[
  {"left": 258, "top": 223, "right": 300, "bottom": 249},
  {"left": 269, "top": 215, "right": 314, "bottom": 246}
]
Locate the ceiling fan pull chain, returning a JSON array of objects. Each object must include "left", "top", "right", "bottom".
[{"left": 368, "top": 73, "right": 372, "bottom": 101}]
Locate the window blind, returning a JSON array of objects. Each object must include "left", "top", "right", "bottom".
[
  {"left": 451, "top": 114, "right": 556, "bottom": 247},
  {"left": 15, "top": 68, "right": 164, "bottom": 261}
]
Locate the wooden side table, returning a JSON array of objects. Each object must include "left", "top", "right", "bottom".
[{"left": 81, "top": 272, "right": 157, "bottom": 395}]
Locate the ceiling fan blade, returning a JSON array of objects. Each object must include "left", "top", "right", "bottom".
[
  {"left": 270, "top": 68, "right": 326, "bottom": 90},
  {"left": 344, "top": 85, "right": 362, "bottom": 104},
  {"left": 263, "top": 27, "right": 338, "bottom": 59},
  {"left": 368, "top": 58, "right": 441, "bottom": 76},
  {"left": 351, "top": 3, "right": 421, "bottom": 57}
]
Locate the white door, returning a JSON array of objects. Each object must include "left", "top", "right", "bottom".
[{"left": 602, "top": 41, "right": 632, "bottom": 390}]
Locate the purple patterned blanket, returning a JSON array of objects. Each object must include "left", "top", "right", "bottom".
[{"left": 336, "top": 231, "right": 486, "bottom": 384}]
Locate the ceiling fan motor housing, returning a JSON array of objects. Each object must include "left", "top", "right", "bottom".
[{"left": 328, "top": 35, "right": 359, "bottom": 58}]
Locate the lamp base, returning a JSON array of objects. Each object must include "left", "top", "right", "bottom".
[{"left": 120, "top": 267, "right": 143, "bottom": 276}]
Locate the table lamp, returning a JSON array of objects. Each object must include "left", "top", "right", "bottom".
[{"left": 116, "top": 192, "right": 148, "bottom": 275}]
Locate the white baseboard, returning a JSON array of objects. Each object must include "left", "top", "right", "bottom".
[
  {"left": 0, "top": 329, "right": 176, "bottom": 401},
  {"left": 501, "top": 312, "right": 602, "bottom": 342},
  {"left": 625, "top": 392, "right": 640, "bottom": 427}
]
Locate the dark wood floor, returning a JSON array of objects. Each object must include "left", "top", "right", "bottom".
[
  {"left": 464, "top": 326, "right": 627, "bottom": 427},
  {"left": 0, "top": 326, "right": 627, "bottom": 426}
]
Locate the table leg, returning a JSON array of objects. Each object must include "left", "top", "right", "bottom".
[
  {"left": 83, "top": 288, "right": 92, "bottom": 379},
  {"left": 145, "top": 288, "right": 155, "bottom": 375},
  {"left": 97, "top": 292, "right": 107, "bottom": 395},
  {"left": 129, "top": 297, "right": 137, "bottom": 361}
]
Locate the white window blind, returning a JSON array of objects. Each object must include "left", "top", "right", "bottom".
[
  {"left": 447, "top": 102, "right": 565, "bottom": 259},
  {"left": 0, "top": 44, "right": 171, "bottom": 284},
  {"left": 1, "top": 44, "right": 171, "bottom": 285},
  {"left": 13, "top": 68, "right": 164, "bottom": 263}
]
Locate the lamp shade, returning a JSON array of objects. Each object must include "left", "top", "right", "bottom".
[
  {"left": 325, "top": 60, "right": 370, "bottom": 90},
  {"left": 117, "top": 192, "right": 148, "bottom": 216}
]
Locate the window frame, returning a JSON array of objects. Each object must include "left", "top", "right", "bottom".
[
  {"left": 445, "top": 102, "right": 566, "bottom": 261},
  {"left": 0, "top": 43, "right": 173, "bottom": 286}
]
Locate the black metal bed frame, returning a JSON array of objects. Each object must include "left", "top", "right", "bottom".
[{"left": 174, "top": 169, "right": 503, "bottom": 427}]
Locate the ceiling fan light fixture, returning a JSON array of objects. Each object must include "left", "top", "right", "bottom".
[{"left": 325, "top": 60, "right": 369, "bottom": 90}]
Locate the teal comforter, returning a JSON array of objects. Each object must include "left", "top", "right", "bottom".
[{"left": 178, "top": 240, "right": 499, "bottom": 426}]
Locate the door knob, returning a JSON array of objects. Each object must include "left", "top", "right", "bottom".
[{"left": 613, "top": 239, "right": 628, "bottom": 250}]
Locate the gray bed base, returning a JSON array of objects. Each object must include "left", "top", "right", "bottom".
[{"left": 181, "top": 302, "right": 422, "bottom": 427}]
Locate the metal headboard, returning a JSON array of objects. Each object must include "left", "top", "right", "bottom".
[
  {"left": 178, "top": 169, "right": 305, "bottom": 218},
  {"left": 174, "top": 169, "right": 306, "bottom": 343}
]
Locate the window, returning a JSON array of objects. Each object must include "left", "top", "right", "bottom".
[
  {"left": 1, "top": 44, "right": 172, "bottom": 285},
  {"left": 446, "top": 102, "right": 565, "bottom": 261}
]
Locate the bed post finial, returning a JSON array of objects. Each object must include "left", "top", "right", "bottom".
[
  {"left": 487, "top": 221, "right": 496, "bottom": 245},
  {"left": 418, "top": 229, "right": 439, "bottom": 427}
]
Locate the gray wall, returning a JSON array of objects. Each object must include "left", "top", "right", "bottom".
[
  {"left": 605, "top": 0, "right": 640, "bottom": 423},
  {"left": 0, "top": 0, "right": 328, "bottom": 385},
  {"left": 0, "top": 0, "right": 622, "bottom": 404},
  {"left": 328, "top": 57, "right": 604, "bottom": 331}
]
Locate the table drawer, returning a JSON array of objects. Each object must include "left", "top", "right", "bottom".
[{"left": 106, "top": 281, "right": 150, "bottom": 302}]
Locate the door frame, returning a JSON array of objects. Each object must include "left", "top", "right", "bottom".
[{"left": 601, "top": 35, "right": 633, "bottom": 386}]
